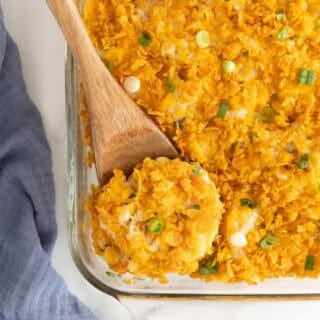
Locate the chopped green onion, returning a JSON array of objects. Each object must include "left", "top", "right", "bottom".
[
  {"left": 193, "top": 204, "right": 201, "bottom": 210},
  {"left": 204, "top": 259, "right": 213, "bottom": 267},
  {"left": 260, "top": 105, "right": 276, "bottom": 124},
  {"left": 242, "top": 51, "right": 249, "bottom": 58},
  {"left": 277, "top": 27, "right": 289, "bottom": 41},
  {"left": 139, "top": 31, "right": 152, "bottom": 47},
  {"left": 298, "top": 69, "right": 317, "bottom": 85},
  {"left": 271, "top": 93, "right": 278, "bottom": 100},
  {"left": 297, "top": 153, "right": 311, "bottom": 169},
  {"left": 196, "top": 30, "right": 210, "bottom": 48},
  {"left": 199, "top": 266, "right": 210, "bottom": 275},
  {"left": 208, "top": 263, "right": 219, "bottom": 273},
  {"left": 260, "top": 234, "right": 279, "bottom": 249},
  {"left": 306, "top": 70, "right": 317, "bottom": 85},
  {"left": 192, "top": 165, "right": 202, "bottom": 176},
  {"left": 129, "top": 192, "right": 136, "bottom": 199},
  {"left": 240, "top": 198, "right": 256, "bottom": 209},
  {"left": 298, "top": 69, "right": 308, "bottom": 84},
  {"left": 222, "top": 60, "right": 236, "bottom": 73},
  {"left": 305, "top": 255, "right": 315, "bottom": 271},
  {"left": 105, "top": 60, "right": 114, "bottom": 72},
  {"left": 165, "top": 77, "right": 176, "bottom": 92},
  {"left": 148, "top": 217, "right": 165, "bottom": 235},
  {"left": 198, "top": 259, "right": 219, "bottom": 275},
  {"left": 217, "top": 101, "right": 229, "bottom": 119},
  {"left": 105, "top": 271, "right": 116, "bottom": 278}
]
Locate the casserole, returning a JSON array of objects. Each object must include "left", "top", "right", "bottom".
[{"left": 66, "top": 0, "right": 320, "bottom": 298}]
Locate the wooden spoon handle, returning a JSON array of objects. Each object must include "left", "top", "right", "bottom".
[{"left": 46, "top": 0, "right": 107, "bottom": 82}]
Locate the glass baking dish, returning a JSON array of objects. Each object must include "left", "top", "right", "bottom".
[{"left": 66, "top": 0, "right": 320, "bottom": 299}]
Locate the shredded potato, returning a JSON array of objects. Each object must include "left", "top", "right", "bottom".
[{"left": 84, "top": 0, "right": 320, "bottom": 283}]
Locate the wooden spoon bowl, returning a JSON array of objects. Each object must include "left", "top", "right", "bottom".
[{"left": 47, "top": 0, "right": 178, "bottom": 184}]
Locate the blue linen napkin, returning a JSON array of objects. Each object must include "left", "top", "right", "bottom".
[{"left": 0, "top": 11, "right": 98, "bottom": 320}]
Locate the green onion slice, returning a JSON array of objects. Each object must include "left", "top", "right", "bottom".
[
  {"left": 105, "top": 271, "right": 116, "bottom": 278},
  {"left": 193, "top": 204, "right": 201, "bottom": 210},
  {"left": 222, "top": 60, "right": 236, "bottom": 73},
  {"left": 298, "top": 69, "right": 317, "bottom": 85},
  {"left": 139, "top": 31, "right": 152, "bottom": 47},
  {"left": 306, "top": 71, "right": 317, "bottom": 85},
  {"left": 106, "top": 60, "right": 114, "bottom": 72},
  {"left": 240, "top": 198, "right": 256, "bottom": 209},
  {"left": 198, "top": 259, "right": 219, "bottom": 275},
  {"left": 196, "top": 30, "right": 210, "bottom": 48},
  {"left": 260, "top": 234, "right": 279, "bottom": 249},
  {"left": 305, "top": 255, "right": 315, "bottom": 271},
  {"left": 217, "top": 101, "right": 229, "bottom": 119},
  {"left": 277, "top": 27, "right": 289, "bottom": 40},
  {"left": 198, "top": 266, "right": 210, "bottom": 275},
  {"left": 298, "top": 69, "right": 308, "bottom": 84},
  {"left": 166, "top": 77, "right": 176, "bottom": 92},
  {"left": 192, "top": 165, "right": 202, "bottom": 176},
  {"left": 297, "top": 153, "right": 311, "bottom": 169},
  {"left": 148, "top": 217, "right": 165, "bottom": 235}
]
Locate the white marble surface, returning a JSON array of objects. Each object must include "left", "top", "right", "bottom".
[{"left": 2, "top": 1, "right": 320, "bottom": 319}]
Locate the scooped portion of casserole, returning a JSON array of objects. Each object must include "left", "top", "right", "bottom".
[{"left": 86, "top": 158, "right": 223, "bottom": 282}]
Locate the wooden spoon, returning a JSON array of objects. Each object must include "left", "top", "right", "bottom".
[{"left": 47, "top": 0, "right": 178, "bottom": 184}]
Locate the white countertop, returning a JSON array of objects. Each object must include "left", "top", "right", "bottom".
[{"left": 2, "top": 1, "right": 320, "bottom": 319}]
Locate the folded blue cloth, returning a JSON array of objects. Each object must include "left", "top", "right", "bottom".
[{"left": 0, "top": 12, "right": 98, "bottom": 320}]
